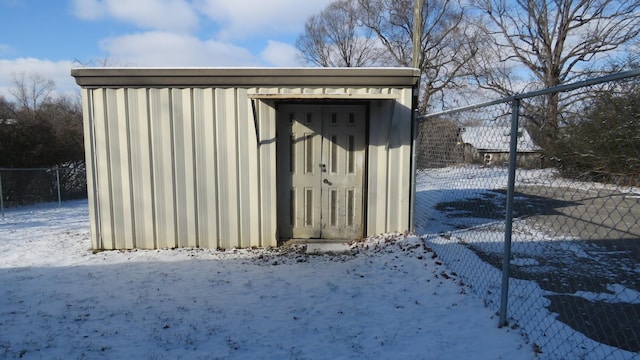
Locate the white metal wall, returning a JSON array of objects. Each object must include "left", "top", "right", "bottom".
[
  {"left": 366, "top": 91, "right": 413, "bottom": 235},
  {"left": 82, "top": 86, "right": 413, "bottom": 249}
]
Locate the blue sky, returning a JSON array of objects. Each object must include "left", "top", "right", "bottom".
[{"left": 0, "top": 0, "right": 334, "bottom": 98}]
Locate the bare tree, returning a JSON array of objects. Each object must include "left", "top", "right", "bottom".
[
  {"left": 296, "top": 0, "right": 382, "bottom": 67},
  {"left": 359, "top": 0, "right": 482, "bottom": 113},
  {"left": 472, "top": 0, "right": 640, "bottom": 146},
  {"left": 1, "top": 75, "right": 85, "bottom": 168},
  {"left": 9, "top": 72, "right": 55, "bottom": 120},
  {"left": 0, "top": 95, "right": 17, "bottom": 123}
]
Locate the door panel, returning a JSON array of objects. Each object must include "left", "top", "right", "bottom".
[
  {"left": 277, "top": 107, "right": 322, "bottom": 238},
  {"left": 320, "top": 107, "right": 366, "bottom": 239},
  {"left": 277, "top": 104, "right": 366, "bottom": 240}
]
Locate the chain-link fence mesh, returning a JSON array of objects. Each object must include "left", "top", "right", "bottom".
[
  {"left": 414, "top": 77, "right": 640, "bottom": 359},
  {"left": 0, "top": 162, "right": 87, "bottom": 212}
]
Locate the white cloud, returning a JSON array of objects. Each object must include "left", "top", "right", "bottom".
[
  {"left": 100, "top": 31, "right": 260, "bottom": 66},
  {"left": 72, "top": 0, "right": 199, "bottom": 32},
  {"left": 195, "top": 0, "right": 334, "bottom": 40},
  {"left": 260, "top": 40, "right": 302, "bottom": 67},
  {"left": 0, "top": 58, "right": 78, "bottom": 99},
  {"left": 0, "top": 1, "right": 335, "bottom": 100},
  {"left": 71, "top": 0, "right": 105, "bottom": 20},
  {"left": 68, "top": 0, "right": 336, "bottom": 67}
]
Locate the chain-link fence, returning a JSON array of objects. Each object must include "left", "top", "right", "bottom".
[
  {"left": 0, "top": 162, "right": 87, "bottom": 216},
  {"left": 413, "top": 70, "right": 640, "bottom": 359}
]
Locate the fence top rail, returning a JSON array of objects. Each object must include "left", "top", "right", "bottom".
[
  {"left": 422, "top": 68, "right": 640, "bottom": 119},
  {"left": 0, "top": 167, "right": 59, "bottom": 171}
]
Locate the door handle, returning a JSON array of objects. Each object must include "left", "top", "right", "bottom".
[{"left": 323, "top": 178, "right": 332, "bottom": 185}]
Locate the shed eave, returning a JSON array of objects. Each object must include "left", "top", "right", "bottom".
[
  {"left": 71, "top": 67, "right": 421, "bottom": 88},
  {"left": 247, "top": 93, "right": 400, "bottom": 100}
]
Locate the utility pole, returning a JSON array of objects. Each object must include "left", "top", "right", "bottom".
[
  {"left": 412, "top": 0, "right": 422, "bottom": 69},
  {"left": 409, "top": 0, "right": 423, "bottom": 234}
]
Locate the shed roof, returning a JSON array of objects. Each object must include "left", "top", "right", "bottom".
[
  {"left": 460, "top": 126, "right": 541, "bottom": 153},
  {"left": 71, "top": 67, "right": 420, "bottom": 88}
]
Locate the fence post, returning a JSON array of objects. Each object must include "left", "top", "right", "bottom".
[
  {"left": 55, "top": 168, "right": 62, "bottom": 208},
  {"left": 499, "top": 99, "right": 520, "bottom": 327},
  {"left": 0, "top": 169, "right": 4, "bottom": 218}
]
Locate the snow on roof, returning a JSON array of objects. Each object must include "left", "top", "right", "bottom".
[{"left": 460, "top": 126, "right": 541, "bottom": 152}]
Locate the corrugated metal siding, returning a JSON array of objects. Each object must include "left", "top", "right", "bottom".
[
  {"left": 192, "top": 88, "right": 217, "bottom": 248},
  {"left": 128, "top": 88, "right": 154, "bottom": 249},
  {"left": 386, "top": 88, "right": 413, "bottom": 231},
  {"left": 81, "top": 89, "right": 99, "bottom": 250},
  {"left": 83, "top": 85, "right": 413, "bottom": 249},
  {"left": 365, "top": 88, "right": 413, "bottom": 235},
  {"left": 256, "top": 99, "right": 278, "bottom": 244}
]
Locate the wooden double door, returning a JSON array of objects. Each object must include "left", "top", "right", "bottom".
[{"left": 277, "top": 104, "right": 366, "bottom": 240}]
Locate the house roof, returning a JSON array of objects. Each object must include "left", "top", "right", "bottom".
[
  {"left": 71, "top": 67, "right": 420, "bottom": 88},
  {"left": 460, "top": 126, "right": 541, "bottom": 153}
]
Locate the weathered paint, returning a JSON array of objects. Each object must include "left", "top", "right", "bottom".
[{"left": 73, "top": 68, "right": 419, "bottom": 250}]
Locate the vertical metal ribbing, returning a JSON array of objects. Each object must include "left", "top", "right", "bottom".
[
  {"left": 103, "top": 89, "right": 115, "bottom": 249},
  {"left": 499, "top": 99, "right": 520, "bottom": 327},
  {"left": 123, "top": 89, "right": 137, "bottom": 249},
  {"left": 255, "top": 100, "right": 263, "bottom": 247},
  {"left": 146, "top": 88, "right": 158, "bottom": 250},
  {"left": 190, "top": 88, "right": 200, "bottom": 248}
]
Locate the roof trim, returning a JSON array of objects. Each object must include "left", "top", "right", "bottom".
[
  {"left": 247, "top": 93, "right": 400, "bottom": 100},
  {"left": 71, "top": 67, "right": 420, "bottom": 87}
]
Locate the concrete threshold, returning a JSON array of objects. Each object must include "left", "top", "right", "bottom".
[
  {"left": 305, "top": 242, "right": 351, "bottom": 255},
  {"left": 283, "top": 239, "right": 352, "bottom": 255}
]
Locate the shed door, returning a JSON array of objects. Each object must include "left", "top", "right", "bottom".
[{"left": 277, "top": 104, "right": 366, "bottom": 240}]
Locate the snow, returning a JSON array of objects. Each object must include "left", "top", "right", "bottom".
[
  {"left": 415, "top": 165, "right": 640, "bottom": 359},
  {"left": 0, "top": 201, "right": 533, "bottom": 359},
  {"left": 3, "top": 165, "right": 637, "bottom": 359},
  {"left": 574, "top": 284, "right": 640, "bottom": 305},
  {"left": 459, "top": 126, "right": 541, "bottom": 152}
]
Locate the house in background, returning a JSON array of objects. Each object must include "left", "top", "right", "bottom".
[
  {"left": 460, "top": 126, "right": 542, "bottom": 168},
  {"left": 72, "top": 67, "right": 420, "bottom": 250}
]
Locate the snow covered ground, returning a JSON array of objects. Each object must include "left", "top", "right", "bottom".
[
  {"left": 2, "top": 165, "right": 637, "bottom": 359},
  {"left": 415, "top": 165, "right": 640, "bottom": 359},
  {"left": 0, "top": 200, "right": 533, "bottom": 360}
]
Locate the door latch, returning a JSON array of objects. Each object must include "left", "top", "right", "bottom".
[{"left": 319, "top": 164, "right": 327, "bottom": 172}]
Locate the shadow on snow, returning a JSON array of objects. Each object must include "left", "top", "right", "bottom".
[{"left": 414, "top": 185, "right": 640, "bottom": 353}]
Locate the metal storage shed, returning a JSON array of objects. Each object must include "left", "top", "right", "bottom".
[{"left": 71, "top": 67, "right": 420, "bottom": 250}]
